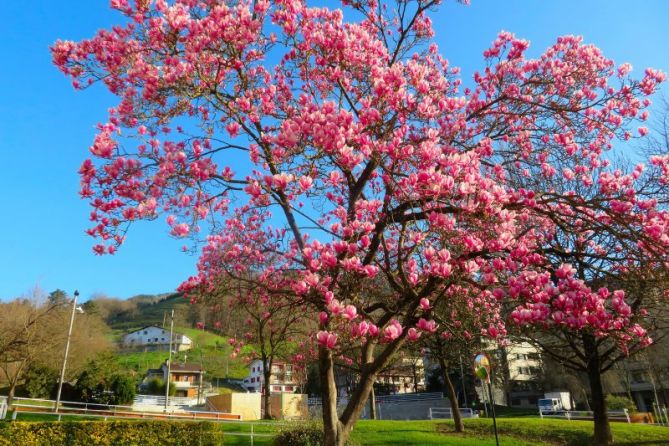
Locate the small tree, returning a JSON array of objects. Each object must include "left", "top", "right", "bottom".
[
  {"left": 23, "top": 363, "right": 59, "bottom": 399},
  {"left": 186, "top": 268, "right": 306, "bottom": 419}
]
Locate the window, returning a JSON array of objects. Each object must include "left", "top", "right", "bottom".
[
  {"left": 632, "top": 371, "right": 646, "bottom": 383},
  {"left": 143, "top": 331, "right": 147, "bottom": 335},
  {"left": 251, "top": 377, "right": 255, "bottom": 383},
  {"left": 285, "top": 386, "right": 293, "bottom": 392},
  {"left": 511, "top": 398, "right": 521, "bottom": 406},
  {"left": 273, "top": 386, "right": 281, "bottom": 391}
]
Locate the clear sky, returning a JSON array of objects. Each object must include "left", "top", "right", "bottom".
[{"left": 1, "top": 0, "right": 668, "bottom": 301}]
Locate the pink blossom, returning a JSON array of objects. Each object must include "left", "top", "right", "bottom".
[
  {"left": 342, "top": 305, "right": 358, "bottom": 320},
  {"left": 406, "top": 328, "right": 422, "bottom": 342},
  {"left": 317, "top": 331, "right": 338, "bottom": 349},
  {"left": 417, "top": 318, "right": 438, "bottom": 333},
  {"left": 383, "top": 320, "right": 403, "bottom": 342}
]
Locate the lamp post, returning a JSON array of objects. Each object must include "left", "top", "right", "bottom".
[
  {"left": 55, "top": 290, "right": 82, "bottom": 413},
  {"left": 164, "top": 309, "right": 174, "bottom": 412}
]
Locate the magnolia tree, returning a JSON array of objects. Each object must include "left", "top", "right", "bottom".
[
  {"left": 414, "top": 284, "right": 503, "bottom": 432},
  {"left": 189, "top": 258, "right": 308, "bottom": 418},
  {"left": 499, "top": 117, "right": 669, "bottom": 443},
  {"left": 52, "top": 0, "right": 667, "bottom": 444}
]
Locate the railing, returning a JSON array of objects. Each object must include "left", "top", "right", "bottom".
[
  {"left": 308, "top": 391, "right": 444, "bottom": 408},
  {"left": 652, "top": 403, "right": 669, "bottom": 426},
  {"left": 10, "top": 397, "right": 241, "bottom": 422},
  {"left": 375, "top": 392, "right": 444, "bottom": 404},
  {"left": 133, "top": 394, "right": 199, "bottom": 407},
  {"left": 428, "top": 407, "right": 478, "bottom": 420},
  {"left": 539, "top": 408, "right": 630, "bottom": 423}
]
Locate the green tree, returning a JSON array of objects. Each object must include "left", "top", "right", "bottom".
[
  {"left": 146, "top": 378, "right": 176, "bottom": 397},
  {"left": 23, "top": 363, "right": 59, "bottom": 398},
  {"left": 110, "top": 375, "right": 136, "bottom": 405}
]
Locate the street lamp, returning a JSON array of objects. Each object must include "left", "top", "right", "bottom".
[{"left": 55, "top": 290, "right": 83, "bottom": 413}]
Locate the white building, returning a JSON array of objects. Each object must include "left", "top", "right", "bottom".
[
  {"left": 475, "top": 341, "right": 544, "bottom": 408},
  {"left": 122, "top": 325, "right": 193, "bottom": 351},
  {"left": 243, "top": 359, "right": 298, "bottom": 394}
]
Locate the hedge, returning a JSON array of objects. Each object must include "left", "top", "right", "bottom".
[{"left": 0, "top": 421, "right": 221, "bottom": 446}]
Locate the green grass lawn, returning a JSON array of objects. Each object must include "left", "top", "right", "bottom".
[
  {"left": 3, "top": 416, "right": 668, "bottom": 445},
  {"left": 217, "top": 418, "right": 669, "bottom": 445}
]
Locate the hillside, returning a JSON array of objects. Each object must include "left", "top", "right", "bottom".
[
  {"left": 89, "top": 292, "right": 254, "bottom": 382},
  {"left": 105, "top": 293, "right": 192, "bottom": 331},
  {"left": 114, "top": 326, "right": 252, "bottom": 380}
]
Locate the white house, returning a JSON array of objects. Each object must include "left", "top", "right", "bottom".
[
  {"left": 122, "top": 325, "right": 193, "bottom": 351},
  {"left": 243, "top": 359, "right": 298, "bottom": 394}
]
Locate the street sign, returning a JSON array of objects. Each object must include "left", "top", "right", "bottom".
[{"left": 474, "top": 352, "right": 491, "bottom": 383}]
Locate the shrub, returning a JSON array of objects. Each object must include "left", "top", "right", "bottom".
[
  {"left": 606, "top": 395, "right": 637, "bottom": 412},
  {"left": 273, "top": 423, "right": 356, "bottom": 446},
  {"left": 0, "top": 421, "right": 220, "bottom": 446},
  {"left": 146, "top": 378, "right": 176, "bottom": 397},
  {"left": 273, "top": 423, "right": 322, "bottom": 446}
]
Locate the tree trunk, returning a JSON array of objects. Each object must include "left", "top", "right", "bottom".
[
  {"left": 263, "top": 366, "right": 272, "bottom": 419},
  {"left": 7, "top": 382, "right": 16, "bottom": 408},
  {"left": 583, "top": 334, "right": 612, "bottom": 446},
  {"left": 320, "top": 348, "right": 344, "bottom": 446},
  {"left": 439, "top": 357, "right": 464, "bottom": 433},
  {"left": 368, "top": 385, "right": 377, "bottom": 420},
  {"left": 262, "top": 372, "right": 272, "bottom": 420}
]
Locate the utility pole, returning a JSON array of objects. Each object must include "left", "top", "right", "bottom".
[
  {"left": 164, "top": 309, "right": 174, "bottom": 412},
  {"left": 459, "top": 355, "right": 468, "bottom": 408},
  {"left": 56, "top": 290, "right": 80, "bottom": 413}
]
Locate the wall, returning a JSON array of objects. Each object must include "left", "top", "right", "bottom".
[
  {"left": 206, "top": 393, "right": 262, "bottom": 420},
  {"left": 269, "top": 393, "right": 308, "bottom": 420}
]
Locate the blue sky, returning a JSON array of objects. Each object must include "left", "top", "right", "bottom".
[{"left": 1, "top": 0, "right": 668, "bottom": 301}]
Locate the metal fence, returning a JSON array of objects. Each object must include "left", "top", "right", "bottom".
[
  {"left": 10, "top": 397, "right": 241, "bottom": 422},
  {"left": 133, "top": 394, "right": 200, "bottom": 407},
  {"left": 652, "top": 403, "right": 669, "bottom": 426},
  {"left": 539, "top": 408, "right": 631, "bottom": 423},
  {"left": 428, "top": 407, "right": 478, "bottom": 420}
]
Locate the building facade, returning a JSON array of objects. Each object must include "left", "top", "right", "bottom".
[
  {"left": 243, "top": 359, "right": 298, "bottom": 394},
  {"left": 145, "top": 361, "right": 204, "bottom": 399},
  {"left": 122, "top": 325, "right": 193, "bottom": 351}
]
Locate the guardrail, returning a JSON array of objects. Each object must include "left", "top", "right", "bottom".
[
  {"left": 376, "top": 392, "right": 444, "bottom": 405},
  {"left": 539, "top": 408, "right": 630, "bottom": 423},
  {"left": 133, "top": 394, "right": 199, "bottom": 407},
  {"left": 428, "top": 407, "right": 478, "bottom": 420},
  {"left": 10, "top": 397, "right": 241, "bottom": 422},
  {"left": 308, "top": 392, "right": 444, "bottom": 407}
]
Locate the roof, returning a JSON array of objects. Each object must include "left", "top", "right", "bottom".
[
  {"left": 167, "top": 362, "right": 203, "bottom": 373},
  {"left": 126, "top": 325, "right": 167, "bottom": 334}
]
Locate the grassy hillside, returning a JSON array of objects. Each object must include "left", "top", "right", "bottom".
[
  {"left": 114, "top": 326, "right": 254, "bottom": 381},
  {"left": 96, "top": 292, "right": 253, "bottom": 383}
]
